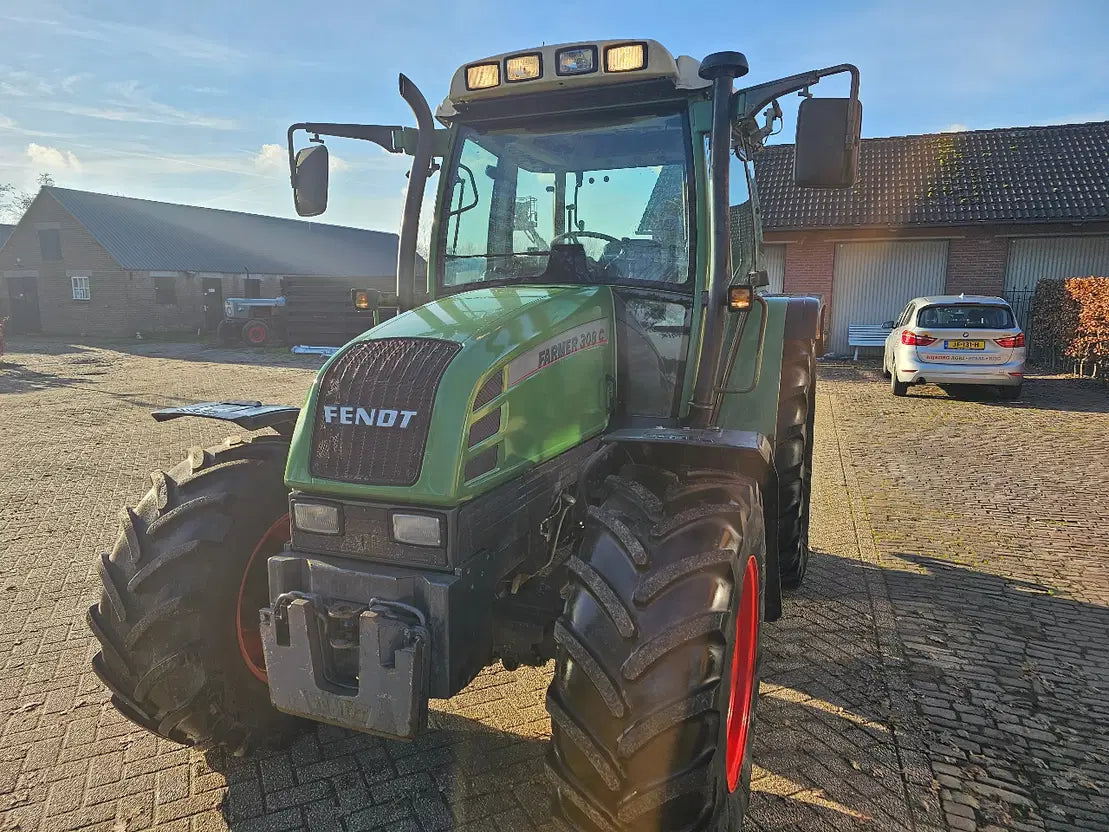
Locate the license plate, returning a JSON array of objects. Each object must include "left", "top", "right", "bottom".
[{"left": 945, "top": 340, "right": 985, "bottom": 350}]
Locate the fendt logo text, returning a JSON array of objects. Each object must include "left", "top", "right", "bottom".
[{"left": 322, "top": 406, "right": 417, "bottom": 428}]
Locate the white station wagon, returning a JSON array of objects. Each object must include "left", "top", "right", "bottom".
[{"left": 883, "top": 295, "right": 1027, "bottom": 399}]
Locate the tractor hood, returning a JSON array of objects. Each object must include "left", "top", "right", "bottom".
[{"left": 285, "top": 285, "right": 615, "bottom": 506}]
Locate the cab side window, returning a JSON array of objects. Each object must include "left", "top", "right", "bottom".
[{"left": 896, "top": 303, "right": 914, "bottom": 327}]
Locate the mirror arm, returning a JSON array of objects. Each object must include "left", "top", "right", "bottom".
[
  {"left": 287, "top": 122, "right": 404, "bottom": 154},
  {"left": 733, "top": 63, "right": 860, "bottom": 141}
]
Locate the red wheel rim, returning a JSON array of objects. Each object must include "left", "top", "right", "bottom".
[
  {"left": 245, "top": 324, "right": 266, "bottom": 344},
  {"left": 236, "top": 513, "right": 289, "bottom": 683},
  {"left": 725, "top": 555, "right": 760, "bottom": 792}
]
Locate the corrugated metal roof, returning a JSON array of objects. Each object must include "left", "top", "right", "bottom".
[
  {"left": 0, "top": 224, "right": 14, "bottom": 248},
  {"left": 753, "top": 120, "right": 1109, "bottom": 231},
  {"left": 44, "top": 187, "right": 400, "bottom": 276}
]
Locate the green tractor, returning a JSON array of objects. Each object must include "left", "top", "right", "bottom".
[{"left": 88, "top": 40, "right": 860, "bottom": 831}]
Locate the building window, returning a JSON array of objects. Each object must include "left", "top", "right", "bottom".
[
  {"left": 39, "top": 229, "right": 62, "bottom": 261},
  {"left": 244, "top": 277, "right": 261, "bottom": 298},
  {"left": 154, "top": 276, "right": 176, "bottom": 304},
  {"left": 71, "top": 275, "right": 91, "bottom": 301}
]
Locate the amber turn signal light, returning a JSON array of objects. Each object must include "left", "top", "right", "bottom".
[
  {"left": 728, "top": 286, "right": 753, "bottom": 311},
  {"left": 351, "top": 288, "right": 380, "bottom": 311}
]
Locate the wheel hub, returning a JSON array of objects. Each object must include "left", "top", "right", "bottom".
[{"left": 725, "top": 555, "right": 760, "bottom": 792}]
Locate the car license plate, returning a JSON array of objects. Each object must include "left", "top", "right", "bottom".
[{"left": 945, "top": 340, "right": 985, "bottom": 350}]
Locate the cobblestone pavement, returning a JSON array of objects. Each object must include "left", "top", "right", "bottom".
[{"left": 0, "top": 338, "right": 1105, "bottom": 832}]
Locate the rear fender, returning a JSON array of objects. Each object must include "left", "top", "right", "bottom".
[
  {"left": 151, "top": 401, "right": 300, "bottom": 437},
  {"left": 602, "top": 427, "right": 782, "bottom": 621}
]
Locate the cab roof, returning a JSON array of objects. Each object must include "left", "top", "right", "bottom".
[{"left": 436, "top": 39, "right": 708, "bottom": 121}]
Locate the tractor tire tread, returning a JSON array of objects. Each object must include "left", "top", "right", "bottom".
[
  {"left": 88, "top": 435, "right": 298, "bottom": 753},
  {"left": 547, "top": 465, "right": 765, "bottom": 831}
]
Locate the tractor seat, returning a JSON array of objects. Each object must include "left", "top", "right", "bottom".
[{"left": 540, "top": 242, "right": 592, "bottom": 283}]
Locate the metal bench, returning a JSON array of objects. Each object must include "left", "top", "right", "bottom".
[{"left": 847, "top": 324, "right": 890, "bottom": 360}]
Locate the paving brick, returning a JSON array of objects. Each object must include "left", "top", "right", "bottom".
[{"left": 5, "top": 339, "right": 1103, "bottom": 832}]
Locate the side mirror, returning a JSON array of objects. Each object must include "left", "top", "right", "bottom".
[
  {"left": 292, "top": 144, "right": 329, "bottom": 217},
  {"left": 882, "top": 320, "right": 895, "bottom": 329},
  {"left": 794, "top": 97, "right": 862, "bottom": 189}
]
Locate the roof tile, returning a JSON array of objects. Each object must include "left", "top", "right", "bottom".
[{"left": 753, "top": 121, "right": 1109, "bottom": 230}]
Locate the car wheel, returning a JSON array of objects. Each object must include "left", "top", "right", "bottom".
[
  {"left": 890, "top": 365, "right": 908, "bottom": 397},
  {"left": 999, "top": 384, "right": 1022, "bottom": 401}
]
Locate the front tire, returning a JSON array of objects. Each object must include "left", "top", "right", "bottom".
[
  {"left": 87, "top": 435, "right": 300, "bottom": 754},
  {"left": 546, "top": 465, "right": 766, "bottom": 831},
  {"left": 216, "top": 318, "right": 239, "bottom": 345}
]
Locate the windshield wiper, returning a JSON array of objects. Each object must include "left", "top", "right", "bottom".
[{"left": 444, "top": 251, "right": 551, "bottom": 258}]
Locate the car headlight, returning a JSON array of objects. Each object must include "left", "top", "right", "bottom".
[
  {"left": 392, "top": 513, "right": 442, "bottom": 547},
  {"left": 293, "top": 501, "right": 341, "bottom": 535}
]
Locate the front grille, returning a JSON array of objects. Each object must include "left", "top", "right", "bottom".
[{"left": 311, "top": 338, "right": 461, "bottom": 486}]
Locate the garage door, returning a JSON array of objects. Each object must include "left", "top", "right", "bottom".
[
  {"left": 761, "top": 244, "right": 785, "bottom": 293},
  {"left": 1004, "top": 236, "right": 1109, "bottom": 294},
  {"left": 829, "top": 240, "right": 948, "bottom": 355}
]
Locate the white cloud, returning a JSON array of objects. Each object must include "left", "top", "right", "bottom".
[
  {"left": 252, "top": 143, "right": 286, "bottom": 170},
  {"left": 26, "top": 142, "right": 82, "bottom": 172},
  {"left": 941, "top": 123, "right": 969, "bottom": 133},
  {"left": 253, "top": 142, "right": 350, "bottom": 173},
  {"left": 38, "top": 100, "right": 237, "bottom": 131}
]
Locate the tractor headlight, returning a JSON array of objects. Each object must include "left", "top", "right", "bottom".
[
  {"left": 293, "top": 501, "right": 341, "bottom": 535},
  {"left": 466, "top": 62, "right": 500, "bottom": 90},
  {"left": 505, "top": 53, "right": 541, "bottom": 82},
  {"left": 391, "top": 513, "right": 442, "bottom": 547},
  {"left": 604, "top": 42, "right": 647, "bottom": 72},
  {"left": 556, "top": 46, "right": 597, "bottom": 76}
]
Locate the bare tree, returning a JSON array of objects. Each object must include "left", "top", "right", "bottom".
[{"left": 0, "top": 173, "right": 56, "bottom": 222}]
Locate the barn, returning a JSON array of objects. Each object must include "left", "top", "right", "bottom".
[{"left": 0, "top": 187, "right": 400, "bottom": 341}]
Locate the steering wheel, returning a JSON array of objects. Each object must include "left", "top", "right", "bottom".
[
  {"left": 551, "top": 230, "right": 623, "bottom": 249},
  {"left": 551, "top": 231, "right": 626, "bottom": 277}
]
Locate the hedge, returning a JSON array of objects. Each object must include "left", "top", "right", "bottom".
[{"left": 1032, "top": 276, "right": 1109, "bottom": 362}]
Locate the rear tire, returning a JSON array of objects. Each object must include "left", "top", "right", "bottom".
[
  {"left": 999, "top": 384, "right": 1022, "bottom": 401},
  {"left": 775, "top": 338, "right": 816, "bottom": 591},
  {"left": 546, "top": 465, "right": 766, "bottom": 832},
  {"left": 242, "top": 319, "right": 270, "bottom": 346},
  {"left": 87, "top": 435, "right": 300, "bottom": 754},
  {"left": 891, "top": 365, "right": 909, "bottom": 397}
]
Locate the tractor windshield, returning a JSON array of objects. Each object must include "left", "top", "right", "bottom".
[{"left": 438, "top": 109, "right": 692, "bottom": 291}]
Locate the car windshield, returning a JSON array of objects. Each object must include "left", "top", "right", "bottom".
[
  {"left": 439, "top": 110, "right": 691, "bottom": 290},
  {"left": 917, "top": 304, "right": 1015, "bottom": 329}
]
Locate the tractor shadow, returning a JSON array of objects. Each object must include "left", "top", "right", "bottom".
[
  {"left": 198, "top": 542, "right": 1109, "bottom": 832},
  {"left": 0, "top": 360, "right": 92, "bottom": 395},
  {"left": 765, "top": 547, "right": 1109, "bottom": 830}
]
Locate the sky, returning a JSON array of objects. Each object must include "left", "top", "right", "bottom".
[{"left": 1, "top": 0, "right": 1107, "bottom": 234}]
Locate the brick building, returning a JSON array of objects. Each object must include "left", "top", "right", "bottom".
[
  {"left": 0, "top": 188, "right": 400, "bottom": 338},
  {"left": 751, "top": 120, "right": 1109, "bottom": 354}
]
